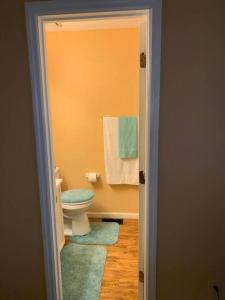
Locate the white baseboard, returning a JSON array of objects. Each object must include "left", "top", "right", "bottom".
[{"left": 87, "top": 212, "right": 139, "bottom": 219}]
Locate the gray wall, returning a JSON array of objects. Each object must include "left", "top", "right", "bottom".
[
  {"left": 157, "top": 0, "right": 225, "bottom": 299},
  {"left": 0, "top": 0, "right": 224, "bottom": 299},
  {"left": 0, "top": 1, "right": 46, "bottom": 299}
]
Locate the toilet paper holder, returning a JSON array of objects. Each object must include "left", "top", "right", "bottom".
[{"left": 85, "top": 172, "right": 100, "bottom": 179}]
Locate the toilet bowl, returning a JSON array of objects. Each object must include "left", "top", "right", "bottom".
[{"left": 61, "top": 189, "right": 94, "bottom": 236}]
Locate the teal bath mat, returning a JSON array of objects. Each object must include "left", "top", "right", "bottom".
[
  {"left": 70, "top": 222, "right": 119, "bottom": 245},
  {"left": 61, "top": 244, "right": 106, "bottom": 300}
]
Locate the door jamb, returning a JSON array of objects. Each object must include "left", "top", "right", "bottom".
[{"left": 25, "top": 1, "right": 162, "bottom": 300}]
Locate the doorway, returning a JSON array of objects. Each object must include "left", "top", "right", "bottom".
[
  {"left": 45, "top": 14, "right": 146, "bottom": 299},
  {"left": 25, "top": 1, "right": 162, "bottom": 300}
]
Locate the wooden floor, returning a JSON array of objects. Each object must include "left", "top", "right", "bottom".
[{"left": 99, "top": 219, "right": 139, "bottom": 300}]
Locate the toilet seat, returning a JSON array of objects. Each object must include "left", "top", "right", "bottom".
[
  {"left": 62, "top": 199, "right": 93, "bottom": 210},
  {"left": 61, "top": 188, "right": 95, "bottom": 204}
]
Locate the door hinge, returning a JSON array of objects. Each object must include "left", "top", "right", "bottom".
[
  {"left": 140, "top": 52, "right": 146, "bottom": 68},
  {"left": 139, "top": 170, "right": 145, "bottom": 184},
  {"left": 139, "top": 271, "right": 144, "bottom": 283}
]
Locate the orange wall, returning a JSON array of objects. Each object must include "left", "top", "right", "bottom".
[{"left": 46, "top": 28, "right": 139, "bottom": 213}]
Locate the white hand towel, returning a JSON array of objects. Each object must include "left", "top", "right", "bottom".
[{"left": 103, "top": 117, "right": 139, "bottom": 185}]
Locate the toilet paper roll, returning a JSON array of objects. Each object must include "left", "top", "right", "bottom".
[{"left": 86, "top": 173, "right": 98, "bottom": 183}]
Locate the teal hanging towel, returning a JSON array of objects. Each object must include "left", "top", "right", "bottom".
[{"left": 118, "top": 116, "right": 138, "bottom": 159}]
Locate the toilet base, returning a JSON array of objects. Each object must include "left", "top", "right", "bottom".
[
  {"left": 70, "top": 212, "right": 91, "bottom": 236},
  {"left": 64, "top": 212, "right": 91, "bottom": 236}
]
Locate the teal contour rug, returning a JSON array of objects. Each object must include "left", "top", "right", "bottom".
[
  {"left": 61, "top": 244, "right": 106, "bottom": 300},
  {"left": 70, "top": 222, "right": 120, "bottom": 245}
]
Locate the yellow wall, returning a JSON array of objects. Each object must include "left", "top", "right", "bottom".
[{"left": 46, "top": 28, "right": 139, "bottom": 213}]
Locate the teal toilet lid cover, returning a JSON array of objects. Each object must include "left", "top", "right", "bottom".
[{"left": 61, "top": 189, "right": 95, "bottom": 204}]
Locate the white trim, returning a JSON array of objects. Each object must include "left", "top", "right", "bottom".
[
  {"left": 25, "top": 1, "right": 162, "bottom": 300},
  {"left": 88, "top": 212, "right": 139, "bottom": 219},
  {"left": 25, "top": 6, "right": 61, "bottom": 300},
  {"left": 139, "top": 15, "right": 149, "bottom": 300}
]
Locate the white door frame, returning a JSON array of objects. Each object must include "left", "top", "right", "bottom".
[{"left": 25, "top": 1, "right": 162, "bottom": 300}]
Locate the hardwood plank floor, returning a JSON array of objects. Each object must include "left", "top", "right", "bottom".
[{"left": 99, "top": 219, "right": 139, "bottom": 300}]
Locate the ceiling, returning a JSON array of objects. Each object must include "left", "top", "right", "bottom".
[{"left": 45, "top": 16, "right": 146, "bottom": 32}]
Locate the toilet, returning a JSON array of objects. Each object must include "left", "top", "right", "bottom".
[{"left": 61, "top": 188, "right": 94, "bottom": 236}]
